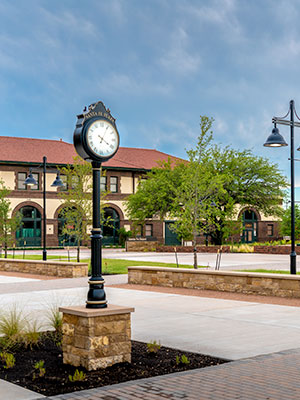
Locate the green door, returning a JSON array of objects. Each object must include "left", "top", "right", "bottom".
[
  {"left": 16, "top": 206, "right": 41, "bottom": 247},
  {"left": 242, "top": 210, "right": 258, "bottom": 243},
  {"left": 165, "top": 221, "right": 181, "bottom": 246}
]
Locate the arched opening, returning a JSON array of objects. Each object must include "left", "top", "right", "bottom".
[
  {"left": 16, "top": 206, "right": 41, "bottom": 247},
  {"left": 58, "top": 207, "right": 78, "bottom": 247},
  {"left": 242, "top": 209, "right": 258, "bottom": 243},
  {"left": 102, "top": 207, "right": 120, "bottom": 245}
]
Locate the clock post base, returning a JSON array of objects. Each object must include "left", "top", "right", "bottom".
[{"left": 86, "top": 278, "right": 107, "bottom": 309}]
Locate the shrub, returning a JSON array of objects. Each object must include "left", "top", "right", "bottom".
[
  {"left": 46, "top": 306, "right": 62, "bottom": 334},
  {"left": 0, "top": 352, "right": 15, "bottom": 369},
  {"left": 147, "top": 340, "right": 161, "bottom": 353},
  {"left": 0, "top": 307, "right": 26, "bottom": 350},
  {"left": 34, "top": 360, "right": 46, "bottom": 378},
  {"left": 23, "top": 320, "right": 42, "bottom": 350},
  {"left": 69, "top": 369, "right": 86, "bottom": 382},
  {"left": 175, "top": 354, "right": 190, "bottom": 365},
  {"left": 118, "top": 227, "right": 132, "bottom": 247}
]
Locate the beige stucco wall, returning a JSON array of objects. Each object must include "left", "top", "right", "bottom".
[
  {"left": 0, "top": 171, "right": 15, "bottom": 190},
  {"left": 45, "top": 173, "right": 59, "bottom": 192},
  {"left": 120, "top": 176, "right": 133, "bottom": 194},
  {"left": 8, "top": 197, "right": 63, "bottom": 219}
]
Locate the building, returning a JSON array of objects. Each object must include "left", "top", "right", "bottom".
[{"left": 0, "top": 136, "right": 280, "bottom": 247}]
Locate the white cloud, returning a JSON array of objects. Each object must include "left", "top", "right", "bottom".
[
  {"left": 96, "top": 72, "right": 172, "bottom": 97},
  {"left": 159, "top": 27, "right": 201, "bottom": 75}
]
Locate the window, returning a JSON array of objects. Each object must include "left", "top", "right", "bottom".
[
  {"left": 100, "top": 176, "right": 107, "bottom": 191},
  {"left": 31, "top": 173, "right": 39, "bottom": 190},
  {"left": 110, "top": 177, "right": 118, "bottom": 193},
  {"left": 267, "top": 224, "right": 274, "bottom": 236},
  {"left": 17, "top": 172, "right": 27, "bottom": 190},
  {"left": 145, "top": 224, "right": 153, "bottom": 237},
  {"left": 18, "top": 172, "right": 39, "bottom": 190}
]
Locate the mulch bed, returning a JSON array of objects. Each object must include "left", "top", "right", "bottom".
[{"left": 0, "top": 332, "right": 229, "bottom": 396}]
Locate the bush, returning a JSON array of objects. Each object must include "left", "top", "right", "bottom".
[
  {"left": 147, "top": 340, "right": 161, "bottom": 353},
  {"left": 118, "top": 227, "right": 132, "bottom": 247}
]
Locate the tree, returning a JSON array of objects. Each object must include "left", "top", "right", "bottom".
[
  {"left": 205, "top": 145, "right": 288, "bottom": 244},
  {"left": 58, "top": 157, "right": 107, "bottom": 262},
  {"left": 170, "top": 117, "right": 225, "bottom": 268},
  {"left": 280, "top": 205, "right": 300, "bottom": 239},
  {"left": 125, "top": 116, "right": 288, "bottom": 248},
  {"left": 0, "top": 181, "right": 22, "bottom": 257},
  {"left": 125, "top": 157, "right": 184, "bottom": 225}
]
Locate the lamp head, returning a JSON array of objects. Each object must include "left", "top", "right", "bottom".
[
  {"left": 51, "top": 172, "right": 64, "bottom": 187},
  {"left": 24, "top": 170, "right": 37, "bottom": 186},
  {"left": 264, "top": 126, "right": 288, "bottom": 147}
]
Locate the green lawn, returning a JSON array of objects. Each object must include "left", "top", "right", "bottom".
[
  {"left": 239, "top": 269, "right": 300, "bottom": 274},
  {"left": 0, "top": 254, "right": 201, "bottom": 274}
]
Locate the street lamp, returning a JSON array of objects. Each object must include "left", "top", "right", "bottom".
[
  {"left": 25, "top": 156, "right": 64, "bottom": 261},
  {"left": 264, "top": 99, "right": 300, "bottom": 274}
]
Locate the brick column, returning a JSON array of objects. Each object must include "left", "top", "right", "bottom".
[{"left": 59, "top": 304, "right": 134, "bottom": 371}]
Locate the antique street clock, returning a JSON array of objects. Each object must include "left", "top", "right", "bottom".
[
  {"left": 74, "top": 101, "right": 120, "bottom": 162},
  {"left": 73, "top": 101, "right": 120, "bottom": 308}
]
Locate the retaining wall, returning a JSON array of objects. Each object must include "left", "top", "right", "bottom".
[
  {"left": 0, "top": 259, "right": 88, "bottom": 278},
  {"left": 128, "top": 266, "right": 300, "bottom": 298}
]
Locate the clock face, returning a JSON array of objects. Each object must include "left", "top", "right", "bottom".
[{"left": 86, "top": 119, "right": 119, "bottom": 159}]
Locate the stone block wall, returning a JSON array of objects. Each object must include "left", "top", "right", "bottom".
[
  {"left": 0, "top": 259, "right": 88, "bottom": 278},
  {"left": 253, "top": 246, "right": 300, "bottom": 255},
  {"left": 126, "top": 240, "right": 158, "bottom": 252},
  {"left": 60, "top": 305, "right": 134, "bottom": 371},
  {"left": 128, "top": 266, "right": 300, "bottom": 298},
  {"left": 156, "top": 245, "right": 230, "bottom": 253}
]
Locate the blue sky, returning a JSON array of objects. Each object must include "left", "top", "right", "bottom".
[{"left": 2, "top": 0, "right": 300, "bottom": 193}]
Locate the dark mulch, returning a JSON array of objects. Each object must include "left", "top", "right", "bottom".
[{"left": 0, "top": 333, "right": 229, "bottom": 396}]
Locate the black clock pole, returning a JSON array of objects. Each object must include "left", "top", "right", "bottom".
[{"left": 86, "top": 161, "right": 107, "bottom": 308}]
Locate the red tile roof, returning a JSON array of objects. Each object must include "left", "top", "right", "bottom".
[{"left": 0, "top": 136, "right": 184, "bottom": 170}]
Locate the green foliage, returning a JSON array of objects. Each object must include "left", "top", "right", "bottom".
[
  {"left": 0, "top": 180, "right": 22, "bottom": 257},
  {"left": 126, "top": 158, "right": 185, "bottom": 225},
  {"left": 118, "top": 227, "right": 132, "bottom": 246},
  {"left": 46, "top": 306, "right": 62, "bottom": 335},
  {"left": 126, "top": 115, "right": 287, "bottom": 248},
  {"left": 0, "top": 307, "right": 26, "bottom": 350},
  {"left": 175, "top": 354, "right": 190, "bottom": 365},
  {"left": 58, "top": 156, "right": 108, "bottom": 262},
  {"left": 69, "top": 369, "right": 86, "bottom": 382},
  {"left": 23, "top": 320, "right": 42, "bottom": 350},
  {"left": 146, "top": 340, "right": 161, "bottom": 353},
  {"left": 0, "top": 352, "right": 15, "bottom": 369},
  {"left": 230, "top": 244, "right": 254, "bottom": 253},
  {"left": 280, "top": 205, "right": 300, "bottom": 239},
  {"left": 34, "top": 360, "right": 46, "bottom": 378}
]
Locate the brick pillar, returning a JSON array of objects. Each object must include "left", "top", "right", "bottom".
[{"left": 59, "top": 304, "right": 134, "bottom": 371}]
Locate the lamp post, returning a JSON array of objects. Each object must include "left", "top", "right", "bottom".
[
  {"left": 264, "top": 99, "right": 300, "bottom": 274},
  {"left": 25, "top": 156, "right": 64, "bottom": 260}
]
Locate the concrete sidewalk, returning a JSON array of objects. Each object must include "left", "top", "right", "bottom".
[{"left": 2, "top": 275, "right": 300, "bottom": 399}]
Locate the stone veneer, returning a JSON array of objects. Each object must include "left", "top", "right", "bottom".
[
  {"left": 59, "top": 305, "right": 134, "bottom": 371},
  {"left": 0, "top": 259, "right": 88, "bottom": 278},
  {"left": 128, "top": 266, "right": 300, "bottom": 298}
]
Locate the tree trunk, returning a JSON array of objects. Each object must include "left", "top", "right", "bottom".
[
  {"left": 77, "top": 245, "right": 80, "bottom": 263},
  {"left": 4, "top": 243, "right": 7, "bottom": 258},
  {"left": 193, "top": 236, "right": 198, "bottom": 269}
]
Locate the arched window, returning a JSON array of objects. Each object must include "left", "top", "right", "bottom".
[
  {"left": 102, "top": 208, "right": 120, "bottom": 245},
  {"left": 16, "top": 206, "right": 41, "bottom": 247}
]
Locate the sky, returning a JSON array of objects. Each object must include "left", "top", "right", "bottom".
[{"left": 2, "top": 0, "right": 300, "bottom": 195}]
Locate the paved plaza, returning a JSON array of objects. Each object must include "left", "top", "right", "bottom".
[{"left": 1, "top": 252, "right": 300, "bottom": 398}]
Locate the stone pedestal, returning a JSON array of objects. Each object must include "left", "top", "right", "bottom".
[{"left": 59, "top": 304, "right": 135, "bottom": 371}]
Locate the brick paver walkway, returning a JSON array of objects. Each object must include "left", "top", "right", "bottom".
[{"left": 48, "top": 348, "right": 300, "bottom": 400}]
